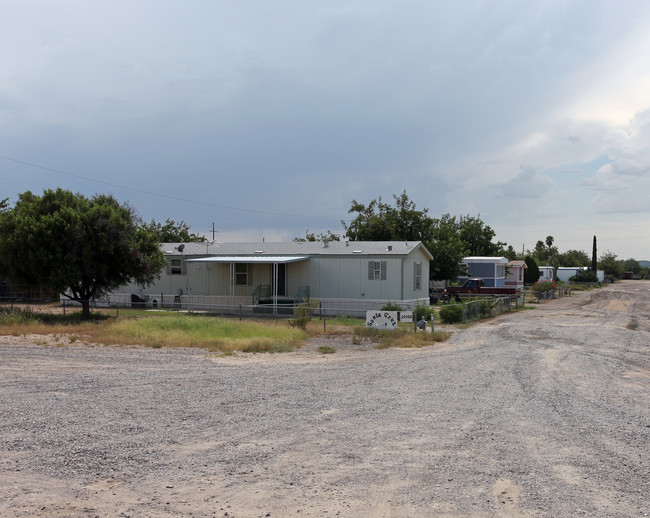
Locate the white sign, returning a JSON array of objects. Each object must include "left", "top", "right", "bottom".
[
  {"left": 399, "top": 311, "right": 413, "bottom": 323},
  {"left": 366, "top": 310, "right": 398, "bottom": 330}
]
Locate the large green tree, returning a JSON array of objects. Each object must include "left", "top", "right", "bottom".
[
  {"left": 141, "top": 218, "right": 206, "bottom": 243},
  {"left": 599, "top": 250, "right": 624, "bottom": 280},
  {"left": 428, "top": 214, "right": 467, "bottom": 281},
  {"left": 0, "top": 189, "right": 167, "bottom": 318},
  {"left": 342, "top": 192, "right": 505, "bottom": 281},
  {"left": 342, "top": 191, "right": 433, "bottom": 242},
  {"left": 457, "top": 215, "right": 506, "bottom": 256},
  {"left": 557, "top": 249, "right": 590, "bottom": 267}
]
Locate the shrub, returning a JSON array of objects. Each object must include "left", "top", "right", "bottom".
[
  {"left": 292, "top": 299, "right": 319, "bottom": 329},
  {"left": 414, "top": 305, "right": 435, "bottom": 321},
  {"left": 439, "top": 304, "right": 463, "bottom": 324},
  {"left": 530, "top": 280, "right": 559, "bottom": 294},
  {"left": 570, "top": 270, "right": 599, "bottom": 283},
  {"left": 381, "top": 302, "right": 403, "bottom": 311}
]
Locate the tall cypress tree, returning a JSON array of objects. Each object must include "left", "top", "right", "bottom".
[{"left": 591, "top": 235, "right": 597, "bottom": 271}]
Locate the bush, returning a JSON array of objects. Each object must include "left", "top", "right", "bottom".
[
  {"left": 292, "top": 299, "right": 319, "bottom": 329},
  {"left": 414, "top": 305, "right": 436, "bottom": 321},
  {"left": 439, "top": 304, "right": 463, "bottom": 324},
  {"left": 530, "top": 280, "right": 559, "bottom": 294},
  {"left": 381, "top": 302, "right": 403, "bottom": 311},
  {"left": 570, "top": 270, "right": 599, "bottom": 283}
]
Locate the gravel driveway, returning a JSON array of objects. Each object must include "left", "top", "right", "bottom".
[{"left": 1, "top": 281, "right": 649, "bottom": 517}]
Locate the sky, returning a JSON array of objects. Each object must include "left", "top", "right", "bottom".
[{"left": 2, "top": 0, "right": 650, "bottom": 260}]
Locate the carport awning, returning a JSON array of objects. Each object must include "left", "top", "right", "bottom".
[{"left": 186, "top": 256, "right": 309, "bottom": 264}]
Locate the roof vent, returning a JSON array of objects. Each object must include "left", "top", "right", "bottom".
[
  {"left": 255, "top": 250, "right": 264, "bottom": 254},
  {"left": 353, "top": 250, "right": 363, "bottom": 254},
  {"left": 346, "top": 241, "right": 349, "bottom": 246},
  {"left": 387, "top": 245, "right": 393, "bottom": 251},
  {"left": 323, "top": 239, "right": 329, "bottom": 248}
]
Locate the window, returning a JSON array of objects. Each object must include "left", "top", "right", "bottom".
[
  {"left": 368, "top": 261, "right": 387, "bottom": 280},
  {"left": 169, "top": 257, "right": 184, "bottom": 275},
  {"left": 235, "top": 263, "right": 249, "bottom": 286},
  {"left": 496, "top": 265, "right": 505, "bottom": 277},
  {"left": 413, "top": 261, "right": 422, "bottom": 290}
]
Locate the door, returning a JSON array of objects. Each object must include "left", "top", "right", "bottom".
[{"left": 271, "top": 263, "right": 287, "bottom": 296}]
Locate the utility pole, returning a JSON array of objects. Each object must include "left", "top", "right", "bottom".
[{"left": 211, "top": 222, "right": 216, "bottom": 242}]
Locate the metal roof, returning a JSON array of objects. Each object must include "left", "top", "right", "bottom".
[
  {"left": 462, "top": 256, "right": 509, "bottom": 264},
  {"left": 161, "top": 240, "right": 432, "bottom": 259},
  {"left": 187, "top": 256, "right": 309, "bottom": 264}
]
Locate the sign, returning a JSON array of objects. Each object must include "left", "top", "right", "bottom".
[
  {"left": 399, "top": 311, "right": 413, "bottom": 323},
  {"left": 366, "top": 310, "right": 398, "bottom": 330}
]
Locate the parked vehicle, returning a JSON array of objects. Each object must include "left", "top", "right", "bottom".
[{"left": 444, "top": 279, "right": 518, "bottom": 301}]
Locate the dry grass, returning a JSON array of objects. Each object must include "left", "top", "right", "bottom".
[{"left": 0, "top": 306, "right": 451, "bottom": 352}]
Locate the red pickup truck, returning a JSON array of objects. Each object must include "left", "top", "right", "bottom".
[{"left": 443, "top": 279, "right": 518, "bottom": 300}]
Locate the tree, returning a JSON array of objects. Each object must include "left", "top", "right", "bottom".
[
  {"left": 591, "top": 235, "right": 597, "bottom": 272},
  {"left": 599, "top": 250, "right": 624, "bottom": 280},
  {"left": 428, "top": 214, "right": 466, "bottom": 281},
  {"left": 557, "top": 249, "right": 590, "bottom": 267},
  {"left": 524, "top": 255, "right": 540, "bottom": 284},
  {"left": 342, "top": 190, "right": 433, "bottom": 242},
  {"left": 457, "top": 215, "right": 506, "bottom": 256},
  {"left": 294, "top": 229, "right": 341, "bottom": 242},
  {"left": 530, "top": 235, "right": 558, "bottom": 267},
  {"left": 503, "top": 245, "right": 520, "bottom": 261},
  {"left": 141, "top": 218, "right": 206, "bottom": 243},
  {"left": 0, "top": 189, "right": 167, "bottom": 318},
  {"left": 623, "top": 258, "right": 641, "bottom": 275},
  {"left": 341, "top": 192, "right": 507, "bottom": 281}
]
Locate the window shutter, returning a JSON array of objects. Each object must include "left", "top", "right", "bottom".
[
  {"left": 181, "top": 258, "right": 187, "bottom": 276},
  {"left": 380, "top": 261, "right": 387, "bottom": 280},
  {"left": 368, "top": 261, "right": 374, "bottom": 280},
  {"left": 166, "top": 259, "right": 172, "bottom": 276},
  {"left": 414, "top": 262, "right": 422, "bottom": 290},
  {"left": 248, "top": 264, "right": 253, "bottom": 286}
]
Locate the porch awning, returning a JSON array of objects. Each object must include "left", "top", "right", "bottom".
[{"left": 186, "top": 256, "right": 309, "bottom": 264}]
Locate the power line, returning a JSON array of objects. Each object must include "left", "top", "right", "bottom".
[{"left": 0, "top": 154, "right": 324, "bottom": 220}]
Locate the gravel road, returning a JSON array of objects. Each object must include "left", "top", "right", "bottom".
[{"left": 1, "top": 281, "right": 649, "bottom": 517}]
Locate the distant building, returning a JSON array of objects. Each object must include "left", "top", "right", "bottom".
[
  {"left": 538, "top": 266, "right": 554, "bottom": 281},
  {"left": 505, "top": 260, "right": 527, "bottom": 291},
  {"left": 556, "top": 267, "right": 604, "bottom": 283},
  {"left": 458, "top": 256, "right": 509, "bottom": 287}
]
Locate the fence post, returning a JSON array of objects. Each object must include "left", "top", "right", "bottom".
[
  {"left": 239, "top": 304, "right": 242, "bottom": 321},
  {"left": 323, "top": 313, "right": 327, "bottom": 334},
  {"left": 116, "top": 303, "right": 119, "bottom": 318},
  {"left": 430, "top": 315, "right": 434, "bottom": 333},
  {"left": 462, "top": 302, "right": 466, "bottom": 323},
  {"left": 62, "top": 299, "right": 65, "bottom": 317}
]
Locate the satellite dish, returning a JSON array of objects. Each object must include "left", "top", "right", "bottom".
[{"left": 176, "top": 244, "right": 185, "bottom": 252}]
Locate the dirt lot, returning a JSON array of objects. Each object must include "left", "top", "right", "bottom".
[{"left": 1, "top": 281, "right": 649, "bottom": 517}]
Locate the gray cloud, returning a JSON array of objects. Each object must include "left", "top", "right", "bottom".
[{"left": 2, "top": 1, "right": 650, "bottom": 256}]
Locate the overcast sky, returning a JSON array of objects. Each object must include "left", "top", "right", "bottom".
[{"left": 2, "top": 1, "right": 650, "bottom": 260}]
